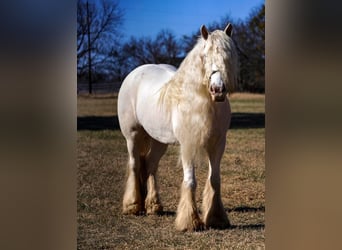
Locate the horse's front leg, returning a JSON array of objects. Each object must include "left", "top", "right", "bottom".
[
  {"left": 202, "top": 136, "right": 230, "bottom": 229},
  {"left": 175, "top": 147, "right": 204, "bottom": 231}
]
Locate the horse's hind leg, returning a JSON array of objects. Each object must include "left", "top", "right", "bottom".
[
  {"left": 122, "top": 129, "right": 148, "bottom": 215},
  {"left": 144, "top": 139, "right": 167, "bottom": 215}
]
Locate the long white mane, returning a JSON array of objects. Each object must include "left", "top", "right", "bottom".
[
  {"left": 160, "top": 29, "right": 238, "bottom": 109},
  {"left": 158, "top": 29, "right": 238, "bottom": 152}
]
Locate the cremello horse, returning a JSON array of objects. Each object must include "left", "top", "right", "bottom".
[{"left": 117, "top": 24, "right": 238, "bottom": 231}]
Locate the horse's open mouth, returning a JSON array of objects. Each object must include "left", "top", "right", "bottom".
[
  {"left": 210, "top": 85, "right": 226, "bottom": 102},
  {"left": 211, "top": 93, "right": 226, "bottom": 102}
]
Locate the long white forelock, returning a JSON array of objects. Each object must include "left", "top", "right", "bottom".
[
  {"left": 210, "top": 31, "right": 238, "bottom": 92},
  {"left": 212, "top": 63, "right": 219, "bottom": 71}
]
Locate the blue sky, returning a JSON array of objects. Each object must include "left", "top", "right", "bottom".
[{"left": 118, "top": 0, "right": 264, "bottom": 39}]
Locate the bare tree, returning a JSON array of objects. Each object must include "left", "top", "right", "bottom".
[
  {"left": 121, "top": 29, "right": 182, "bottom": 73},
  {"left": 181, "top": 14, "right": 235, "bottom": 53},
  {"left": 77, "top": 0, "right": 123, "bottom": 93},
  {"left": 234, "top": 4, "right": 265, "bottom": 92}
]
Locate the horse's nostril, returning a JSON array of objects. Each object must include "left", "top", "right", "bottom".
[{"left": 210, "top": 85, "right": 224, "bottom": 93}]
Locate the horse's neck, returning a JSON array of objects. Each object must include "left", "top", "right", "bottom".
[
  {"left": 162, "top": 45, "right": 209, "bottom": 107},
  {"left": 174, "top": 46, "right": 205, "bottom": 90},
  {"left": 156, "top": 45, "right": 215, "bottom": 148},
  {"left": 171, "top": 48, "right": 214, "bottom": 148}
]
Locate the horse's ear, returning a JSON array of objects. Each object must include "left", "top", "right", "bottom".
[
  {"left": 200, "top": 25, "right": 209, "bottom": 40},
  {"left": 224, "top": 23, "right": 233, "bottom": 37}
]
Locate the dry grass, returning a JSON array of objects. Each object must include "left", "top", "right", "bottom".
[
  {"left": 77, "top": 93, "right": 265, "bottom": 249},
  {"left": 77, "top": 93, "right": 118, "bottom": 116},
  {"left": 229, "top": 93, "right": 265, "bottom": 113}
]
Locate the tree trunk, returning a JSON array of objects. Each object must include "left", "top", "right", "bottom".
[{"left": 86, "top": 1, "right": 92, "bottom": 94}]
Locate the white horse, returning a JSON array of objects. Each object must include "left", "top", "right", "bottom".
[{"left": 117, "top": 24, "right": 239, "bottom": 231}]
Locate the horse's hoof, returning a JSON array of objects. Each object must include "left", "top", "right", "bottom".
[
  {"left": 204, "top": 212, "right": 231, "bottom": 229},
  {"left": 205, "top": 218, "right": 231, "bottom": 229},
  {"left": 175, "top": 217, "right": 205, "bottom": 232},
  {"left": 192, "top": 218, "right": 206, "bottom": 232},
  {"left": 122, "top": 203, "right": 144, "bottom": 215},
  {"left": 146, "top": 203, "right": 163, "bottom": 215}
]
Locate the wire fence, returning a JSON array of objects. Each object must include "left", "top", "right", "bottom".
[{"left": 77, "top": 82, "right": 122, "bottom": 94}]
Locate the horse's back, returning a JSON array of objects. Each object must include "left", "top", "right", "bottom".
[
  {"left": 118, "top": 64, "right": 177, "bottom": 143},
  {"left": 119, "top": 64, "right": 175, "bottom": 99},
  {"left": 157, "top": 64, "right": 177, "bottom": 72}
]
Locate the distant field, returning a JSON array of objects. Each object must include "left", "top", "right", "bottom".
[{"left": 77, "top": 93, "right": 265, "bottom": 249}]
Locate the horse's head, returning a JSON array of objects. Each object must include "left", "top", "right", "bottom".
[{"left": 200, "top": 23, "right": 239, "bottom": 102}]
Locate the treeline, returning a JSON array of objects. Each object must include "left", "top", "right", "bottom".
[{"left": 77, "top": 0, "right": 264, "bottom": 93}]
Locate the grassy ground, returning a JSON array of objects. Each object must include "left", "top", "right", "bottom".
[{"left": 77, "top": 92, "right": 265, "bottom": 249}]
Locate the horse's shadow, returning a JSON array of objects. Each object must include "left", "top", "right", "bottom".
[
  {"left": 76, "top": 112, "right": 265, "bottom": 131},
  {"left": 230, "top": 112, "right": 265, "bottom": 129},
  {"left": 157, "top": 211, "right": 176, "bottom": 217},
  {"left": 226, "top": 205, "right": 265, "bottom": 213},
  {"left": 225, "top": 205, "right": 265, "bottom": 230},
  {"left": 230, "top": 224, "right": 265, "bottom": 230},
  {"left": 77, "top": 115, "right": 120, "bottom": 130},
  {"left": 154, "top": 206, "right": 265, "bottom": 231}
]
